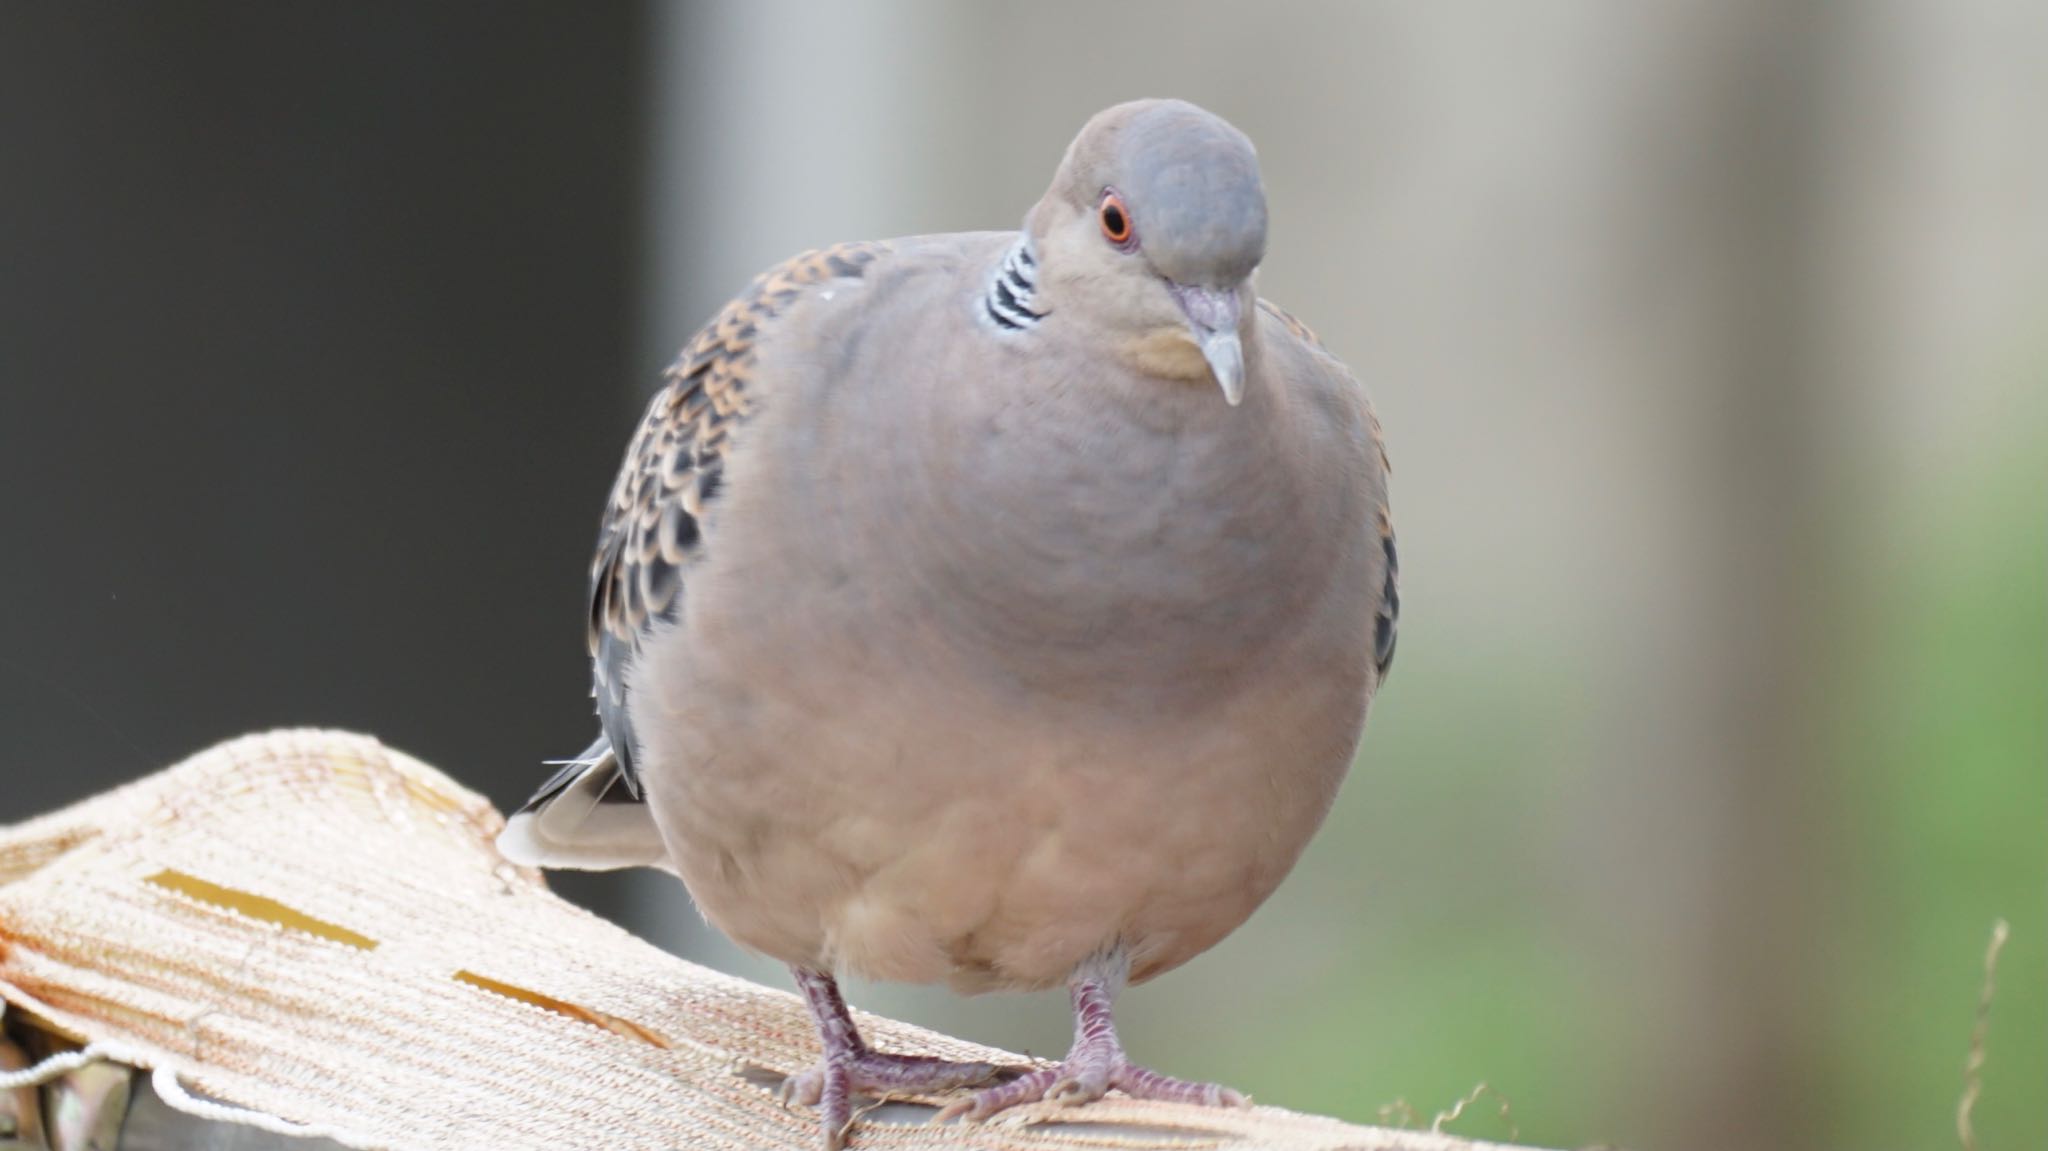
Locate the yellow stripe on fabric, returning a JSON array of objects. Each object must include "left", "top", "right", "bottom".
[{"left": 144, "top": 869, "right": 377, "bottom": 951}]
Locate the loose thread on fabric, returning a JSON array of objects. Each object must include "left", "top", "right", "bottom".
[
  {"left": 149, "top": 1064, "right": 380, "bottom": 1150},
  {"left": 0, "top": 1039, "right": 144, "bottom": 1090}
]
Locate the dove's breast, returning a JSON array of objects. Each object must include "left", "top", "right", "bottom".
[{"left": 631, "top": 238, "right": 1386, "bottom": 991}]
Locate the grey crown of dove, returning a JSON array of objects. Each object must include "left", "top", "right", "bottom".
[{"left": 499, "top": 98, "right": 1400, "bottom": 1150}]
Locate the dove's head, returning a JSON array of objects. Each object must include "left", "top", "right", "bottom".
[{"left": 1030, "top": 99, "right": 1268, "bottom": 404}]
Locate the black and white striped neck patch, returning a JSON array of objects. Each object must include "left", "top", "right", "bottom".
[{"left": 982, "top": 236, "right": 1047, "bottom": 332}]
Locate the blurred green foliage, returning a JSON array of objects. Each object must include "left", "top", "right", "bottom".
[
  {"left": 1176, "top": 364, "right": 2047, "bottom": 1149},
  {"left": 1823, "top": 372, "right": 2046, "bottom": 1151}
]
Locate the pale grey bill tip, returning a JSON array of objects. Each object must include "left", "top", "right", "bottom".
[
  {"left": 1170, "top": 282, "right": 1247, "bottom": 406},
  {"left": 1201, "top": 329, "right": 1245, "bottom": 406}
]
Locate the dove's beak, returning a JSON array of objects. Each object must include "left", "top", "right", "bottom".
[{"left": 1169, "top": 282, "right": 1247, "bottom": 406}]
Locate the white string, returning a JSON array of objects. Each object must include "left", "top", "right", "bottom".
[
  {"left": 0, "top": 1039, "right": 144, "bottom": 1089},
  {"left": 148, "top": 1064, "right": 380, "bottom": 1148},
  {"left": 0, "top": 1039, "right": 377, "bottom": 1150}
]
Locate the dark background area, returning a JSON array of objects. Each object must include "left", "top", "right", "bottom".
[{"left": 0, "top": 5, "right": 646, "bottom": 905}]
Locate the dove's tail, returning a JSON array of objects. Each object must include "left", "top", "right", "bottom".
[{"left": 496, "top": 735, "right": 671, "bottom": 872}]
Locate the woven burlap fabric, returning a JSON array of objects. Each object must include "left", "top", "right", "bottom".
[{"left": 0, "top": 729, "right": 1505, "bottom": 1151}]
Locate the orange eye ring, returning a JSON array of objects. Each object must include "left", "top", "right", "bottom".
[{"left": 1099, "top": 190, "right": 1135, "bottom": 248}]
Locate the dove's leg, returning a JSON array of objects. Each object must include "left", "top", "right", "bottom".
[
  {"left": 936, "top": 956, "right": 1248, "bottom": 1123},
  {"left": 782, "top": 967, "right": 1001, "bottom": 1149}
]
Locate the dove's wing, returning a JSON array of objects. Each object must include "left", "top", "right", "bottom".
[{"left": 497, "top": 242, "right": 888, "bottom": 871}]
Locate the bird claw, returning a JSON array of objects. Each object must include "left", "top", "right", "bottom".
[
  {"left": 784, "top": 1050, "right": 1001, "bottom": 1148},
  {"left": 776, "top": 1069, "right": 820, "bottom": 1109},
  {"left": 1045, "top": 1073, "right": 1101, "bottom": 1105},
  {"left": 932, "top": 1055, "right": 1246, "bottom": 1125}
]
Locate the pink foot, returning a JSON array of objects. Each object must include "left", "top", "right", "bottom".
[
  {"left": 786, "top": 968, "right": 1001, "bottom": 1150},
  {"left": 934, "top": 971, "right": 1248, "bottom": 1124},
  {"left": 934, "top": 1054, "right": 1244, "bottom": 1121},
  {"left": 779, "top": 1048, "right": 1002, "bottom": 1109}
]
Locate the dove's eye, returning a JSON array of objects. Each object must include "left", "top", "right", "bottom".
[{"left": 1099, "top": 190, "right": 1135, "bottom": 250}]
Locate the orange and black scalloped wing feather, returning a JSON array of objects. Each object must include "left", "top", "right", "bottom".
[{"left": 585, "top": 242, "right": 886, "bottom": 789}]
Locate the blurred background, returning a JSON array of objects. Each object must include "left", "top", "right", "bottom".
[{"left": 1, "top": 4, "right": 2042, "bottom": 1149}]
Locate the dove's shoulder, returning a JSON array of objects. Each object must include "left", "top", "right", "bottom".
[{"left": 1255, "top": 296, "right": 1399, "bottom": 683}]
